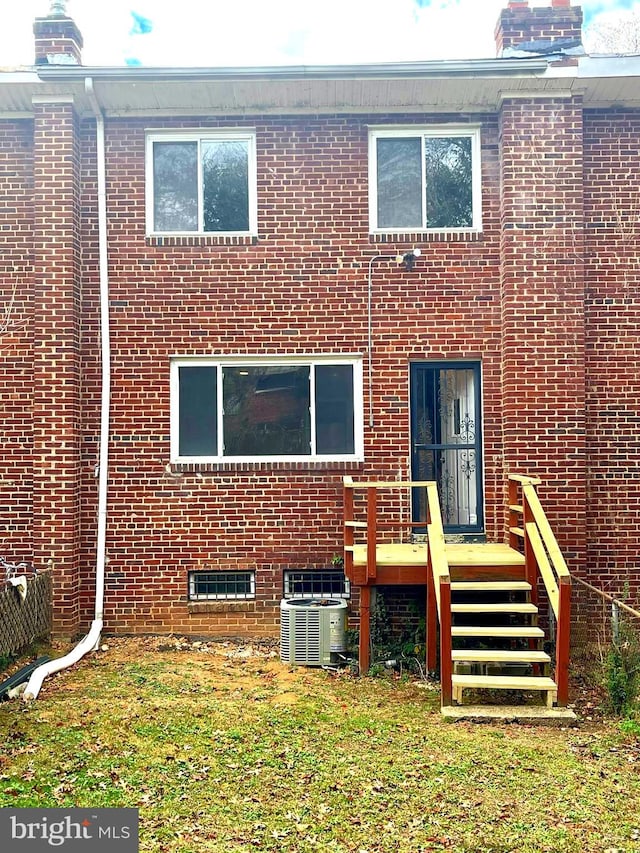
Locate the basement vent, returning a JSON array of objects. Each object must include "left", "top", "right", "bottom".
[
  {"left": 188, "top": 570, "right": 255, "bottom": 601},
  {"left": 280, "top": 598, "right": 347, "bottom": 666},
  {"left": 283, "top": 570, "right": 350, "bottom": 600}
]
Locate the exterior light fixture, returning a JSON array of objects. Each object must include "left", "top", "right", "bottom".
[
  {"left": 396, "top": 248, "right": 422, "bottom": 271},
  {"left": 366, "top": 246, "right": 422, "bottom": 428}
]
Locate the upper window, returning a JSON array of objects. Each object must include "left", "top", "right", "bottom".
[
  {"left": 369, "top": 127, "right": 481, "bottom": 233},
  {"left": 146, "top": 131, "right": 257, "bottom": 235},
  {"left": 171, "top": 358, "right": 364, "bottom": 463}
]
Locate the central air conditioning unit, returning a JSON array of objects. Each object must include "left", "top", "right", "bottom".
[{"left": 280, "top": 598, "right": 347, "bottom": 666}]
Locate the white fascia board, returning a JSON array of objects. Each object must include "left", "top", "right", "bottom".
[{"left": 578, "top": 54, "right": 640, "bottom": 78}]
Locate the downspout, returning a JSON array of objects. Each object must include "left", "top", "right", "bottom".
[{"left": 25, "top": 78, "right": 110, "bottom": 700}]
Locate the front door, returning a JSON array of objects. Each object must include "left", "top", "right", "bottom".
[{"left": 410, "top": 362, "right": 483, "bottom": 534}]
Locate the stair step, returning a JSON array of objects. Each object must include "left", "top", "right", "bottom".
[
  {"left": 451, "top": 581, "right": 531, "bottom": 592},
  {"left": 452, "top": 625, "right": 544, "bottom": 638},
  {"left": 452, "top": 674, "right": 557, "bottom": 691},
  {"left": 451, "top": 603, "right": 538, "bottom": 614},
  {"left": 451, "top": 649, "right": 550, "bottom": 663}
]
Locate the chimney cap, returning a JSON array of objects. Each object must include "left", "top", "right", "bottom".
[{"left": 49, "top": 1, "right": 68, "bottom": 16}]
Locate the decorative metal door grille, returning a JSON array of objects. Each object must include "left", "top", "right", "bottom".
[{"left": 410, "top": 362, "right": 483, "bottom": 533}]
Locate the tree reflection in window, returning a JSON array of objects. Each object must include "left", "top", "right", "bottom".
[{"left": 224, "top": 366, "right": 310, "bottom": 456}]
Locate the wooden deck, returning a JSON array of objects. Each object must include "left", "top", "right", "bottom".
[
  {"left": 349, "top": 542, "right": 525, "bottom": 585},
  {"left": 343, "top": 476, "right": 572, "bottom": 711}
]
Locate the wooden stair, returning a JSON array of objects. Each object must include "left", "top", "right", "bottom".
[
  {"left": 443, "top": 560, "right": 572, "bottom": 718},
  {"left": 451, "top": 675, "right": 558, "bottom": 707},
  {"left": 452, "top": 625, "right": 544, "bottom": 638},
  {"left": 451, "top": 649, "right": 550, "bottom": 664},
  {"left": 343, "top": 475, "right": 575, "bottom": 722}
]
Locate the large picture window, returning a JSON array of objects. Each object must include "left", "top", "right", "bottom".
[
  {"left": 146, "top": 131, "right": 257, "bottom": 235},
  {"left": 171, "top": 358, "right": 363, "bottom": 462},
  {"left": 369, "top": 127, "right": 481, "bottom": 233}
]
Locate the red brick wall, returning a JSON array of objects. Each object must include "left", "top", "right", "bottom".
[
  {"left": 32, "top": 102, "right": 82, "bottom": 637},
  {"left": 499, "top": 97, "right": 587, "bottom": 575},
  {"left": 584, "top": 109, "right": 640, "bottom": 605},
  {"left": 5, "top": 94, "right": 639, "bottom": 638},
  {"left": 0, "top": 121, "right": 34, "bottom": 563},
  {"left": 73, "top": 112, "right": 504, "bottom": 636}
]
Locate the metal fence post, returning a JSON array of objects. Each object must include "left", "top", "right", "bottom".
[{"left": 612, "top": 601, "right": 620, "bottom": 644}]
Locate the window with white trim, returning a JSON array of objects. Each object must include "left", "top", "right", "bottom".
[
  {"left": 369, "top": 127, "right": 481, "bottom": 233},
  {"left": 189, "top": 571, "right": 255, "bottom": 601},
  {"left": 146, "top": 131, "right": 257, "bottom": 235},
  {"left": 171, "top": 358, "right": 364, "bottom": 463},
  {"left": 283, "top": 570, "right": 351, "bottom": 600}
]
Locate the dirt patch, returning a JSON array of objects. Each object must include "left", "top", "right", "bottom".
[{"left": 95, "top": 635, "right": 314, "bottom": 695}]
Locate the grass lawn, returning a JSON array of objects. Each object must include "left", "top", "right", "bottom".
[{"left": 1, "top": 637, "right": 639, "bottom": 853}]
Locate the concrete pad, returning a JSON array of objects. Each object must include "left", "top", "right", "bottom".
[{"left": 441, "top": 704, "right": 578, "bottom": 725}]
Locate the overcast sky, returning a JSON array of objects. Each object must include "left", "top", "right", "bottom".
[{"left": 1, "top": 0, "right": 640, "bottom": 68}]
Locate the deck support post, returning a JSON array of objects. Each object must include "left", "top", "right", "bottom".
[
  {"left": 439, "top": 576, "right": 453, "bottom": 707},
  {"left": 366, "top": 488, "right": 377, "bottom": 582},
  {"left": 522, "top": 493, "right": 538, "bottom": 606},
  {"left": 508, "top": 477, "right": 519, "bottom": 551},
  {"left": 426, "top": 548, "right": 437, "bottom": 672},
  {"left": 555, "top": 578, "right": 571, "bottom": 706},
  {"left": 343, "top": 479, "right": 354, "bottom": 580},
  {"left": 359, "top": 585, "right": 371, "bottom": 675}
]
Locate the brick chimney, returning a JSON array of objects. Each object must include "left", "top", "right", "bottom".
[
  {"left": 34, "top": 1, "right": 83, "bottom": 65},
  {"left": 495, "top": 0, "right": 583, "bottom": 58}
]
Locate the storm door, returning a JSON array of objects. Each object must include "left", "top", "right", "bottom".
[{"left": 410, "top": 362, "right": 483, "bottom": 534}]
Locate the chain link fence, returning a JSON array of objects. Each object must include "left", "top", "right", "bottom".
[
  {"left": 570, "top": 575, "right": 640, "bottom": 684},
  {"left": 0, "top": 572, "right": 52, "bottom": 658}
]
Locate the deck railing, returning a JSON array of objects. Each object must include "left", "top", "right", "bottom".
[
  {"left": 425, "top": 482, "right": 453, "bottom": 706},
  {"left": 508, "top": 474, "right": 572, "bottom": 705},
  {"left": 343, "top": 477, "right": 434, "bottom": 673},
  {"left": 343, "top": 477, "right": 433, "bottom": 581}
]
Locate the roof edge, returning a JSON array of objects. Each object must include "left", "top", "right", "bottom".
[{"left": 35, "top": 57, "right": 551, "bottom": 82}]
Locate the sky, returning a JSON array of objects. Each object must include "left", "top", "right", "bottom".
[{"left": 1, "top": 0, "right": 640, "bottom": 68}]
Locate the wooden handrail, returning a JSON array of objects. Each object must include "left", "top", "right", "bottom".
[
  {"left": 425, "top": 481, "right": 452, "bottom": 706},
  {"left": 343, "top": 480, "right": 434, "bottom": 489},
  {"left": 522, "top": 484, "right": 570, "bottom": 579},
  {"left": 426, "top": 483, "right": 449, "bottom": 610},
  {"left": 508, "top": 473, "right": 542, "bottom": 486},
  {"left": 525, "top": 522, "right": 559, "bottom": 617},
  {"left": 509, "top": 474, "right": 571, "bottom": 706}
]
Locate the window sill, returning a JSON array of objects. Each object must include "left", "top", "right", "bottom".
[
  {"left": 369, "top": 230, "right": 483, "bottom": 243},
  {"left": 147, "top": 234, "right": 258, "bottom": 247},
  {"left": 188, "top": 600, "right": 256, "bottom": 614},
  {"left": 171, "top": 460, "right": 365, "bottom": 474}
]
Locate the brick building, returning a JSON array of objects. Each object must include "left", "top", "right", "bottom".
[{"left": 0, "top": 0, "right": 638, "bottom": 643}]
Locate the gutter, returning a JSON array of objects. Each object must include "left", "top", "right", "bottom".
[
  {"left": 24, "top": 77, "right": 111, "bottom": 700},
  {"left": 35, "top": 57, "right": 551, "bottom": 83}
]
